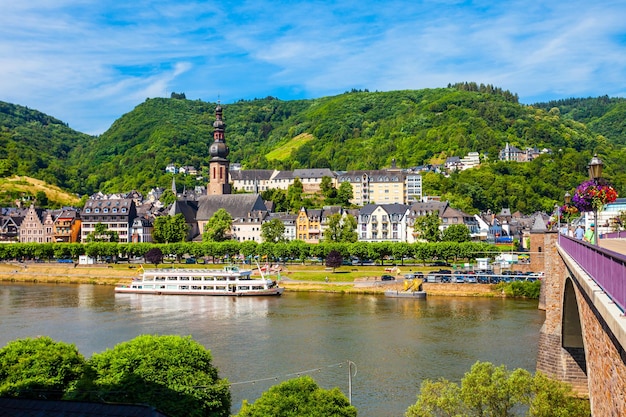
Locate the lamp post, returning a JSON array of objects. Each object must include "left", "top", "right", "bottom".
[
  {"left": 555, "top": 203, "right": 560, "bottom": 233},
  {"left": 564, "top": 191, "right": 571, "bottom": 233},
  {"left": 588, "top": 154, "right": 604, "bottom": 246}
]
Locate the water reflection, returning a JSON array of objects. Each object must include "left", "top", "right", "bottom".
[{"left": 0, "top": 283, "right": 544, "bottom": 417}]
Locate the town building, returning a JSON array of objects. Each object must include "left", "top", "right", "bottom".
[
  {"left": 19, "top": 204, "right": 54, "bottom": 243},
  {"left": 130, "top": 217, "right": 154, "bottom": 243},
  {"left": 230, "top": 169, "right": 276, "bottom": 193},
  {"left": 358, "top": 204, "right": 411, "bottom": 242},
  {"left": 0, "top": 209, "right": 23, "bottom": 242},
  {"left": 81, "top": 197, "right": 137, "bottom": 243},
  {"left": 268, "top": 212, "right": 298, "bottom": 242},
  {"left": 53, "top": 209, "right": 81, "bottom": 243}
]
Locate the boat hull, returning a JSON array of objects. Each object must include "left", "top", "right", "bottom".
[
  {"left": 114, "top": 265, "right": 283, "bottom": 297},
  {"left": 115, "top": 286, "right": 284, "bottom": 296},
  {"left": 384, "top": 290, "right": 427, "bottom": 299}
]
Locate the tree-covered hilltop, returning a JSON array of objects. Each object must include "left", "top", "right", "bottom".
[
  {"left": 533, "top": 95, "right": 626, "bottom": 145},
  {"left": 0, "top": 101, "right": 92, "bottom": 192},
  {"left": 2, "top": 86, "right": 626, "bottom": 213}
]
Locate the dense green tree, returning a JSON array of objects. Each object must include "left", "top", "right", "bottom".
[
  {"left": 237, "top": 376, "right": 356, "bottom": 417},
  {"left": 287, "top": 178, "right": 304, "bottom": 212},
  {"left": 261, "top": 188, "right": 289, "bottom": 212},
  {"left": 441, "top": 224, "right": 471, "bottom": 242},
  {"left": 66, "top": 335, "right": 231, "bottom": 417},
  {"left": 413, "top": 213, "right": 441, "bottom": 242},
  {"left": 203, "top": 209, "right": 233, "bottom": 242},
  {"left": 160, "top": 189, "right": 177, "bottom": 206},
  {"left": 337, "top": 182, "right": 354, "bottom": 206},
  {"left": 153, "top": 214, "right": 189, "bottom": 243},
  {"left": 320, "top": 176, "right": 336, "bottom": 199},
  {"left": 405, "top": 361, "right": 590, "bottom": 417},
  {"left": 323, "top": 213, "right": 358, "bottom": 243},
  {"left": 35, "top": 191, "right": 49, "bottom": 207},
  {"left": 261, "top": 218, "right": 286, "bottom": 243},
  {"left": 0, "top": 336, "right": 85, "bottom": 400}
]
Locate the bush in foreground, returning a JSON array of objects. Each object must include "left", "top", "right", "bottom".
[
  {"left": 66, "top": 335, "right": 231, "bottom": 417},
  {"left": 237, "top": 375, "right": 357, "bottom": 417},
  {"left": 405, "top": 361, "right": 590, "bottom": 417},
  {"left": 0, "top": 336, "right": 85, "bottom": 399}
]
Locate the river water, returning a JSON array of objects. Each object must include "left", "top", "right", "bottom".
[{"left": 0, "top": 282, "right": 544, "bottom": 416}]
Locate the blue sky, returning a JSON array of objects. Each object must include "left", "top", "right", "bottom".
[{"left": 2, "top": 1, "right": 626, "bottom": 135}]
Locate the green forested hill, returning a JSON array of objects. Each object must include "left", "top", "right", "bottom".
[
  {"left": 0, "top": 101, "right": 92, "bottom": 192},
  {"left": 2, "top": 86, "right": 626, "bottom": 214},
  {"left": 533, "top": 96, "right": 626, "bottom": 145}
]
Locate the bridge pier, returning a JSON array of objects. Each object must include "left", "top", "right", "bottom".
[
  {"left": 534, "top": 231, "right": 589, "bottom": 395},
  {"left": 534, "top": 231, "right": 626, "bottom": 415}
]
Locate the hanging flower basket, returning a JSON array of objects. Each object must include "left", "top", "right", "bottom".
[
  {"left": 572, "top": 179, "right": 618, "bottom": 212},
  {"left": 559, "top": 204, "right": 580, "bottom": 222}
]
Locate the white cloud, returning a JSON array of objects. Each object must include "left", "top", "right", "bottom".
[{"left": 1, "top": 0, "right": 625, "bottom": 133}]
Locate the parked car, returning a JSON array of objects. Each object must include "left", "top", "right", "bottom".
[
  {"left": 185, "top": 258, "right": 196, "bottom": 264},
  {"left": 464, "top": 275, "right": 478, "bottom": 284},
  {"left": 381, "top": 274, "right": 395, "bottom": 281},
  {"left": 453, "top": 271, "right": 465, "bottom": 283},
  {"left": 426, "top": 273, "right": 439, "bottom": 283}
]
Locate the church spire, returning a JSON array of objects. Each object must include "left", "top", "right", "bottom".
[{"left": 208, "top": 101, "right": 231, "bottom": 195}]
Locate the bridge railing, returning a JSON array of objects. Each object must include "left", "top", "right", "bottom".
[{"left": 558, "top": 234, "right": 626, "bottom": 313}]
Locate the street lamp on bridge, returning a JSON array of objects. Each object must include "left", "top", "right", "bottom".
[{"left": 588, "top": 154, "right": 604, "bottom": 246}]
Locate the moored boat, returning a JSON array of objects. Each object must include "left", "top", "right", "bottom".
[
  {"left": 384, "top": 278, "right": 427, "bottom": 299},
  {"left": 115, "top": 265, "right": 284, "bottom": 296}
]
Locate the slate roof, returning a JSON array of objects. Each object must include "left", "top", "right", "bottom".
[
  {"left": 293, "top": 168, "right": 335, "bottom": 179},
  {"left": 168, "top": 200, "right": 198, "bottom": 224},
  {"left": 196, "top": 194, "right": 268, "bottom": 221},
  {"left": 359, "top": 203, "right": 410, "bottom": 216},
  {"left": 272, "top": 171, "right": 294, "bottom": 180},
  {"left": 408, "top": 201, "right": 449, "bottom": 216},
  {"left": 229, "top": 169, "right": 275, "bottom": 181}
]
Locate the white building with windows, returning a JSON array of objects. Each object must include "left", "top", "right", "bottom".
[{"left": 357, "top": 204, "right": 411, "bottom": 242}]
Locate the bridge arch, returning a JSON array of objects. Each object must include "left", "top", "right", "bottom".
[
  {"left": 562, "top": 277, "right": 587, "bottom": 380},
  {"left": 535, "top": 231, "right": 626, "bottom": 414}
]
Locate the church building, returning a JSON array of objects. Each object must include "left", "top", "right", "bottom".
[{"left": 176, "top": 103, "right": 269, "bottom": 241}]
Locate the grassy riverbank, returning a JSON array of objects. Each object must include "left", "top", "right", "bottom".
[{"left": 0, "top": 262, "right": 506, "bottom": 297}]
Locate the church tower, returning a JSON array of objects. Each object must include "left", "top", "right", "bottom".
[{"left": 208, "top": 103, "right": 231, "bottom": 195}]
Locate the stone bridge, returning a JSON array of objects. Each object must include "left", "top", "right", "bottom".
[{"left": 532, "top": 231, "right": 626, "bottom": 416}]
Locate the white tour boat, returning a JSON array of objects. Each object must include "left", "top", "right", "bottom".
[{"left": 115, "top": 265, "right": 284, "bottom": 296}]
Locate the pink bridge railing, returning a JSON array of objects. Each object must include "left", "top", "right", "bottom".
[{"left": 558, "top": 234, "right": 626, "bottom": 313}]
